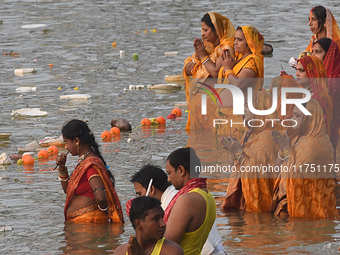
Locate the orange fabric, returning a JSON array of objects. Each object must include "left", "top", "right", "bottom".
[
  {"left": 65, "top": 156, "right": 124, "bottom": 223},
  {"left": 322, "top": 40, "right": 340, "bottom": 151},
  {"left": 306, "top": 7, "right": 340, "bottom": 52},
  {"left": 221, "top": 91, "right": 281, "bottom": 212},
  {"left": 270, "top": 75, "right": 302, "bottom": 121},
  {"left": 272, "top": 99, "right": 337, "bottom": 218},
  {"left": 299, "top": 55, "right": 332, "bottom": 134},
  {"left": 218, "top": 25, "right": 264, "bottom": 90},
  {"left": 184, "top": 12, "right": 235, "bottom": 130},
  {"left": 269, "top": 75, "right": 302, "bottom": 139},
  {"left": 66, "top": 204, "right": 110, "bottom": 223}
]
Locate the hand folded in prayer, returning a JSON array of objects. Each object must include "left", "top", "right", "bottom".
[
  {"left": 194, "top": 38, "right": 208, "bottom": 60},
  {"left": 220, "top": 136, "right": 242, "bottom": 155},
  {"left": 127, "top": 235, "right": 144, "bottom": 255},
  {"left": 221, "top": 48, "right": 235, "bottom": 71},
  {"left": 271, "top": 130, "right": 291, "bottom": 151}
]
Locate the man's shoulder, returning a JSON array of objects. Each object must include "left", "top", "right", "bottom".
[
  {"left": 113, "top": 243, "right": 128, "bottom": 255},
  {"left": 161, "top": 239, "right": 184, "bottom": 255}
]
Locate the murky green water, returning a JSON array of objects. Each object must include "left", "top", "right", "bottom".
[{"left": 1, "top": 0, "right": 340, "bottom": 254}]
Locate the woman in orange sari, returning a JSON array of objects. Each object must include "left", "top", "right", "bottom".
[
  {"left": 312, "top": 38, "right": 340, "bottom": 157},
  {"left": 220, "top": 91, "right": 281, "bottom": 212},
  {"left": 183, "top": 12, "right": 235, "bottom": 131},
  {"left": 305, "top": 6, "right": 340, "bottom": 52},
  {"left": 296, "top": 55, "right": 332, "bottom": 134},
  {"left": 214, "top": 25, "right": 264, "bottom": 139},
  {"left": 56, "top": 119, "right": 124, "bottom": 223},
  {"left": 271, "top": 99, "right": 337, "bottom": 218}
]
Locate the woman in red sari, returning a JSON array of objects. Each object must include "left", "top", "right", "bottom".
[
  {"left": 56, "top": 119, "right": 124, "bottom": 223},
  {"left": 295, "top": 55, "right": 332, "bottom": 135},
  {"left": 305, "top": 6, "right": 340, "bottom": 52},
  {"left": 313, "top": 38, "right": 340, "bottom": 157}
]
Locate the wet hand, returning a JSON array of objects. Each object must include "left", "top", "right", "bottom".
[
  {"left": 220, "top": 136, "right": 242, "bottom": 154},
  {"left": 271, "top": 130, "right": 290, "bottom": 151},
  {"left": 56, "top": 153, "right": 68, "bottom": 168},
  {"left": 221, "top": 49, "right": 235, "bottom": 70},
  {"left": 127, "top": 235, "right": 143, "bottom": 255}
]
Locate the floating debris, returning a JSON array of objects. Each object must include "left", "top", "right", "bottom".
[
  {"left": 15, "top": 87, "right": 36, "bottom": 93},
  {"left": 0, "top": 226, "right": 13, "bottom": 232},
  {"left": 11, "top": 108, "right": 47, "bottom": 117},
  {"left": 60, "top": 94, "right": 91, "bottom": 100},
  {"left": 14, "top": 68, "right": 37, "bottom": 75}
]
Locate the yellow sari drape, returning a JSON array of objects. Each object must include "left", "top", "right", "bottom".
[
  {"left": 184, "top": 12, "right": 235, "bottom": 131},
  {"left": 215, "top": 26, "right": 264, "bottom": 138},
  {"left": 221, "top": 91, "right": 281, "bottom": 212},
  {"left": 306, "top": 7, "right": 340, "bottom": 52},
  {"left": 271, "top": 99, "right": 337, "bottom": 218}
]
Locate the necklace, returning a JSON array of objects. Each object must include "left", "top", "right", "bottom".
[
  {"left": 235, "top": 51, "right": 251, "bottom": 65},
  {"left": 74, "top": 149, "right": 92, "bottom": 168},
  {"left": 143, "top": 240, "right": 157, "bottom": 255}
]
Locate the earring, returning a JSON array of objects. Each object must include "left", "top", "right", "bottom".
[{"left": 76, "top": 142, "right": 79, "bottom": 154}]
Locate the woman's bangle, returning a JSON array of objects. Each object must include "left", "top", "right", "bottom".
[
  {"left": 58, "top": 176, "right": 69, "bottom": 182},
  {"left": 58, "top": 166, "right": 68, "bottom": 173},
  {"left": 224, "top": 69, "right": 234, "bottom": 77},
  {"left": 98, "top": 204, "right": 108, "bottom": 212},
  {"left": 283, "top": 155, "right": 290, "bottom": 163},
  {"left": 282, "top": 149, "right": 290, "bottom": 158},
  {"left": 92, "top": 187, "right": 106, "bottom": 193},
  {"left": 201, "top": 55, "right": 209, "bottom": 63},
  {"left": 202, "top": 57, "right": 210, "bottom": 65},
  {"left": 277, "top": 151, "right": 284, "bottom": 160}
]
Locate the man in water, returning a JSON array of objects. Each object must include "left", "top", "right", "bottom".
[
  {"left": 129, "top": 164, "right": 224, "bottom": 255},
  {"left": 164, "top": 147, "right": 217, "bottom": 255},
  {"left": 114, "top": 196, "right": 183, "bottom": 255}
]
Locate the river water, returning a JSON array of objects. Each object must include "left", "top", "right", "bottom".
[{"left": 1, "top": 0, "right": 340, "bottom": 254}]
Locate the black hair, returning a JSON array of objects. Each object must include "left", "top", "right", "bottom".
[
  {"left": 166, "top": 147, "right": 201, "bottom": 175},
  {"left": 62, "top": 119, "right": 116, "bottom": 186},
  {"left": 311, "top": 6, "right": 326, "bottom": 32},
  {"left": 129, "top": 196, "right": 163, "bottom": 229},
  {"left": 315, "top": 37, "right": 332, "bottom": 54},
  {"left": 201, "top": 13, "right": 216, "bottom": 32},
  {"left": 131, "top": 164, "right": 171, "bottom": 192}
]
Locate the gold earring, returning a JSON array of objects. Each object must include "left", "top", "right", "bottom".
[{"left": 76, "top": 142, "right": 79, "bottom": 154}]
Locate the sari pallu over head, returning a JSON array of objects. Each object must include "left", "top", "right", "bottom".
[
  {"left": 218, "top": 25, "right": 264, "bottom": 90},
  {"left": 270, "top": 75, "right": 302, "bottom": 121},
  {"left": 184, "top": 13, "right": 235, "bottom": 131},
  {"left": 183, "top": 13, "right": 235, "bottom": 101},
  {"left": 298, "top": 55, "right": 332, "bottom": 134},
  {"left": 221, "top": 91, "right": 282, "bottom": 213},
  {"left": 306, "top": 7, "right": 340, "bottom": 52},
  {"left": 285, "top": 99, "right": 337, "bottom": 218},
  {"left": 322, "top": 40, "right": 340, "bottom": 149}
]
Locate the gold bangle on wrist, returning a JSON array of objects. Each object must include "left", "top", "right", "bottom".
[
  {"left": 224, "top": 69, "right": 235, "bottom": 77},
  {"left": 201, "top": 55, "right": 209, "bottom": 63}
]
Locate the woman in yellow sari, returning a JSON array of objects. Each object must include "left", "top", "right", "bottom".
[
  {"left": 183, "top": 12, "right": 235, "bottom": 131},
  {"left": 271, "top": 99, "right": 337, "bottom": 218},
  {"left": 305, "top": 6, "right": 340, "bottom": 53},
  {"left": 214, "top": 25, "right": 264, "bottom": 138},
  {"left": 220, "top": 91, "right": 281, "bottom": 212}
]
